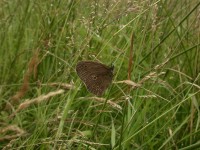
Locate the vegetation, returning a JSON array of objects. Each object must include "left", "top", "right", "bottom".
[{"left": 0, "top": 0, "right": 200, "bottom": 149}]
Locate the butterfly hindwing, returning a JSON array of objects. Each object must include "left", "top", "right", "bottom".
[
  {"left": 76, "top": 61, "right": 113, "bottom": 96},
  {"left": 84, "top": 73, "right": 112, "bottom": 96}
]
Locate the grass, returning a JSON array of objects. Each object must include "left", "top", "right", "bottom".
[{"left": 0, "top": 0, "right": 200, "bottom": 149}]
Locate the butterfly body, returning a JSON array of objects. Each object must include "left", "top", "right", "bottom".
[{"left": 76, "top": 61, "right": 114, "bottom": 96}]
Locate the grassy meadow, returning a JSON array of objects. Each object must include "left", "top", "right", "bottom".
[{"left": 0, "top": 0, "right": 200, "bottom": 149}]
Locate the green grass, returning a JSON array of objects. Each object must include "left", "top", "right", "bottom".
[{"left": 0, "top": 0, "right": 200, "bottom": 149}]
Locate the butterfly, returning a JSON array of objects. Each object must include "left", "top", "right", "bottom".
[{"left": 76, "top": 61, "right": 114, "bottom": 96}]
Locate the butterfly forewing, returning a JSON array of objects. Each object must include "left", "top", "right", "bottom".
[{"left": 76, "top": 61, "right": 113, "bottom": 96}]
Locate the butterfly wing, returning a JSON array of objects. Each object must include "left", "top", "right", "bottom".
[{"left": 76, "top": 61, "right": 113, "bottom": 96}]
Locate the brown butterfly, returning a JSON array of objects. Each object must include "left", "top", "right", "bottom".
[{"left": 76, "top": 61, "right": 114, "bottom": 96}]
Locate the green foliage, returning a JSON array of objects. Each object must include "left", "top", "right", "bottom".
[{"left": 0, "top": 0, "right": 200, "bottom": 149}]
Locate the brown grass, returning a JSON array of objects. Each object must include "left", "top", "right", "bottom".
[{"left": 4, "top": 49, "right": 40, "bottom": 111}]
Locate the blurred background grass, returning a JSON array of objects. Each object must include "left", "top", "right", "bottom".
[{"left": 0, "top": 0, "right": 200, "bottom": 149}]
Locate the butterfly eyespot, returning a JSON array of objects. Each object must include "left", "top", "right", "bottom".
[
  {"left": 91, "top": 75, "right": 97, "bottom": 80},
  {"left": 76, "top": 61, "right": 114, "bottom": 96}
]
